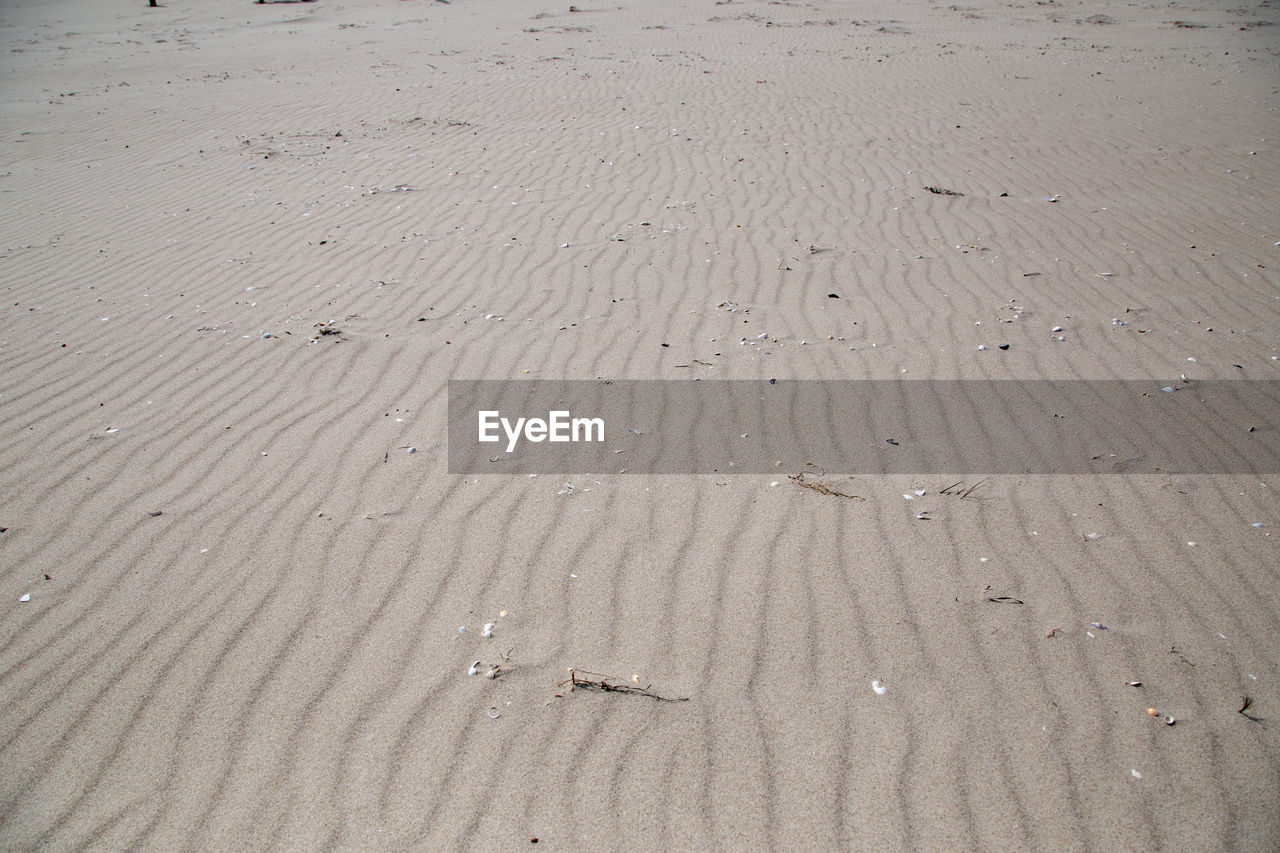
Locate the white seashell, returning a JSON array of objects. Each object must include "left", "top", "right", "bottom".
[
  {"left": 872, "top": 680, "right": 887, "bottom": 695},
  {"left": 485, "top": 667, "right": 499, "bottom": 679},
  {"left": 482, "top": 623, "right": 494, "bottom": 638},
  {"left": 488, "top": 706, "right": 501, "bottom": 718},
  {"left": 977, "top": 344, "right": 987, "bottom": 351},
  {"left": 1163, "top": 715, "right": 1175, "bottom": 726},
  {"left": 467, "top": 661, "right": 481, "bottom": 676},
  {"left": 19, "top": 593, "right": 31, "bottom": 603},
  {"left": 1132, "top": 769, "right": 1142, "bottom": 779}
]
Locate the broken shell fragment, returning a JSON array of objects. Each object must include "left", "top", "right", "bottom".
[
  {"left": 485, "top": 666, "right": 499, "bottom": 679},
  {"left": 488, "top": 706, "right": 501, "bottom": 719},
  {"left": 1126, "top": 680, "right": 1142, "bottom": 687},
  {"left": 468, "top": 661, "right": 481, "bottom": 676},
  {"left": 1164, "top": 715, "right": 1176, "bottom": 726},
  {"left": 482, "top": 623, "right": 494, "bottom": 638},
  {"left": 872, "top": 680, "right": 887, "bottom": 695}
]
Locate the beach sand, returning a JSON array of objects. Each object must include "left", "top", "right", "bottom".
[{"left": 1, "top": 0, "right": 1278, "bottom": 847}]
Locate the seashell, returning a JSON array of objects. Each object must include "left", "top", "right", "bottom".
[
  {"left": 485, "top": 667, "right": 499, "bottom": 680},
  {"left": 19, "top": 593, "right": 31, "bottom": 603},
  {"left": 1126, "top": 680, "right": 1142, "bottom": 687},
  {"left": 500, "top": 610, "right": 508, "bottom": 617},
  {"left": 488, "top": 706, "right": 501, "bottom": 719},
  {"left": 1163, "top": 715, "right": 1175, "bottom": 726},
  {"left": 468, "top": 661, "right": 481, "bottom": 676},
  {"left": 1147, "top": 708, "right": 1159, "bottom": 716},
  {"left": 482, "top": 623, "right": 494, "bottom": 638},
  {"left": 872, "top": 680, "right": 887, "bottom": 695}
]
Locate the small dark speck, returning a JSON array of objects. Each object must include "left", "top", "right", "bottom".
[
  {"left": 769, "top": 378, "right": 776, "bottom": 384},
  {"left": 886, "top": 438, "right": 899, "bottom": 446},
  {"left": 146, "top": 511, "right": 163, "bottom": 517},
  {"left": 1234, "top": 363, "right": 1244, "bottom": 369},
  {"left": 828, "top": 293, "right": 840, "bottom": 298},
  {"left": 661, "top": 342, "right": 669, "bottom": 347},
  {"left": 998, "top": 343, "right": 1010, "bottom": 350}
]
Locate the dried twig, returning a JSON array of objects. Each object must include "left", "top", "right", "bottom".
[
  {"left": 939, "top": 479, "right": 988, "bottom": 499},
  {"left": 788, "top": 472, "right": 864, "bottom": 500},
  {"left": 559, "top": 669, "right": 688, "bottom": 702}
]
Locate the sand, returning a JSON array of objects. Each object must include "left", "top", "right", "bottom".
[{"left": 1, "top": 0, "right": 1278, "bottom": 848}]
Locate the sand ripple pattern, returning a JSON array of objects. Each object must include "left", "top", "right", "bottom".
[{"left": 1, "top": 0, "right": 1278, "bottom": 848}]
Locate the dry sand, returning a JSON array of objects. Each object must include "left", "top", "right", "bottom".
[{"left": 2, "top": 0, "right": 1279, "bottom": 848}]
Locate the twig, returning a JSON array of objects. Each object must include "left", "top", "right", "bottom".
[
  {"left": 788, "top": 472, "right": 864, "bottom": 500},
  {"left": 558, "top": 669, "right": 688, "bottom": 702}
]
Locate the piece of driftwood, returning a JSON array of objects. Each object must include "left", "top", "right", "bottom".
[{"left": 559, "top": 669, "right": 688, "bottom": 702}]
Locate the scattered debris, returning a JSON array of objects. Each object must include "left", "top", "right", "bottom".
[
  {"left": 1045, "top": 626, "right": 1063, "bottom": 638},
  {"left": 924, "top": 186, "right": 964, "bottom": 196},
  {"left": 559, "top": 668, "right": 688, "bottom": 701}
]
